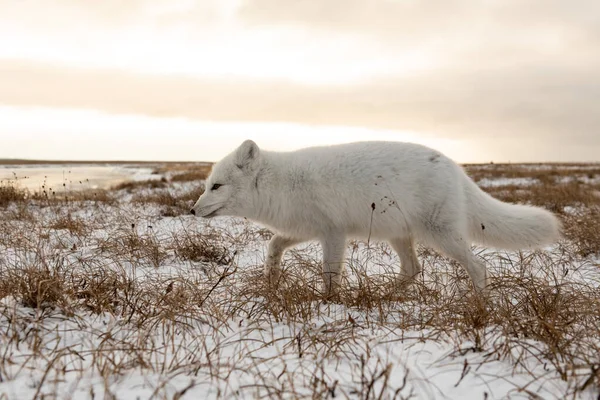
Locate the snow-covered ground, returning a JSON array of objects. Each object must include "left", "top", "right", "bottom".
[
  {"left": 476, "top": 177, "right": 539, "bottom": 188},
  {"left": 0, "top": 165, "right": 599, "bottom": 399}
]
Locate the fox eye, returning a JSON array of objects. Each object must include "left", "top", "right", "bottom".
[{"left": 211, "top": 183, "right": 222, "bottom": 191}]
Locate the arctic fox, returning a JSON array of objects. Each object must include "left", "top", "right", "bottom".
[{"left": 191, "top": 140, "right": 561, "bottom": 296}]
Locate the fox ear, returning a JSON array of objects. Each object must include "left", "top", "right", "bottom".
[{"left": 235, "top": 140, "right": 260, "bottom": 170}]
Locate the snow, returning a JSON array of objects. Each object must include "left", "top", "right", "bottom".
[
  {"left": 0, "top": 297, "right": 582, "bottom": 400},
  {"left": 476, "top": 177, "right": 539, "bottom": 188},
  {"left": 0, "top": 166, "right": 599, "bottom": 399},
  {"left": 556, "top": 175, "right": 600, "bottom": 185}
]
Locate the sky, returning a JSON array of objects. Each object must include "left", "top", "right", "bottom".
[{"left": 0, "top": 0, "right": 599, "bottom": 163}]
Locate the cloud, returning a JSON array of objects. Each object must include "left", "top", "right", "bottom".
[
  {"left": 238, "top": 0, "right": 600, "bottom": 40},
  {"left": 0, "top": 0, "right": 223, "bottom": 27},
  {"left": 1, "top": 59, "right": 598, "bottom": 147},
  {"left": 239, "top": 0, "right": 600, "bottom": 68}
]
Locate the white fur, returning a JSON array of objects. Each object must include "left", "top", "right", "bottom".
[{"left": 192, "top": 140, "right": 561, "bottom": 295}]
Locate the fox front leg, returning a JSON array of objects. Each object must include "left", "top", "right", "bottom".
[
  {"left": 320, "top": 234, "right": 347, "bottom": 298},
  {"left": 264, "top": 235, "right": 302, "bottom": 287}
]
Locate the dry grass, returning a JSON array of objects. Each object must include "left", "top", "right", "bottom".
[
  {"left": 170, "top": 165, "right": 212, "bottom": 182},
  {"left": 0, "top": 162, "right": 599, "bottom": 399},
  {"left": 28, "top": 187, "right": 114, "bottom": 206},
  {"left": 0, "top": 258, "right": 71, "bottom": 311},
  {"left": 0, "top": 181, "right": 26, "bottom": 207},
  {"left": 1, "top": 179, "right": 114, "bottom": 209},
  {"left": 132, "top": 186, "right": 204, "bottom": 216},
  {"left": 464, "top": 162, "right": 600, "bottom": 183},
  {"left": 173, "top": 229, "right": 233, "bottom": 264},
  {"left": 112, "top": 178, "right": 168, "bottom": 191},
  {"left": 49, "top": 213, "right": 88, "bottom": 235},
  {"left": 483, "top": 181, "right": 599, "bottom": 213}
]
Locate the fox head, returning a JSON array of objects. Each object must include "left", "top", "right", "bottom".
[{"left": 190, "top": 140, "right": 260, "bottom": 218}]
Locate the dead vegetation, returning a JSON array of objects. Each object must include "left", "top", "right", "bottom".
[
  {"left": 464, "top": 162, "right": 600, "bottom": 184},
  {"left": 152, "top": 162, "right": 212, "bottom": 180},
  {"left": 0, "top": 162, "right": 599, "bottom": 399},
  {"left": 112, "top": 178, "right": 168, "bottom": 191},
  {"left": 172, "top": 229, "right": 233, "bottom": 264},
  {"left": 0, "top": 257, "right": 71, "bottom": 311},
  {"left": 132, "top": 186, "right": 204, "bottom": 216},
  {"left": 170, "top": 165, "right": 212, "bottom": 182},
  {"left": 49, "top": 213, "right": 88, "bottom": 235},
  {"left": 0, "top": 181, "right": 26, "bottom": 207}
]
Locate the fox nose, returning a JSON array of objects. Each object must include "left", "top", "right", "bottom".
[{"left": 190, "top": 209, "right": 196, "bottom": 215}]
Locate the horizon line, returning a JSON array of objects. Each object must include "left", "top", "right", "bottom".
[{"left": 1, "top": 158, "right": 598, "bottom": 167}]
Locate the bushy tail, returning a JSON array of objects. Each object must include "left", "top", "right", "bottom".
[{"left": 463, "top": 177, "right": 561, "bottom": 250}]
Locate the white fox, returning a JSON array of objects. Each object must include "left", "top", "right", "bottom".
[{"left": 191, "top": 140, "right": 561, "bottom": 296}]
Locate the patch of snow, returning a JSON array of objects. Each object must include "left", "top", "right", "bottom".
[{"left": 477, "top": 177, "right": 539, "bottom": 188}]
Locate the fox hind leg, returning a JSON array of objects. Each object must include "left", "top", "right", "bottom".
[
  {"left": 389, "top": 236, "right": 421, "bottom": 283},
  {"left": 428, "top": 233, "right": 489, "bottom": 293}
]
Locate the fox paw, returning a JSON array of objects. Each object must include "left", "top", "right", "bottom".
[{"left": 264, "top": 266, "right": 282, "bottom": 288}]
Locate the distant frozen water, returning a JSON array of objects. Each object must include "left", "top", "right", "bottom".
[{"left": 0, "top": 164, "right": 159, "bottom": 191}]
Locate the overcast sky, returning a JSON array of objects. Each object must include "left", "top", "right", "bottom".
[{"left": 0, "top": 0, "right": 598, "bottom": 162}]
